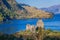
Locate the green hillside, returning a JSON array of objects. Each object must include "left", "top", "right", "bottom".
[{"left": 0, "top": 0, "right": 53, "bottom": 22}]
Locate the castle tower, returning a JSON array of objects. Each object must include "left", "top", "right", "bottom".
[
  {"left": 36, "top": 19, "right": 44, "bottom": 28},
  {"left": 36, "top": 20, "right": 44, "bottom": 40}
]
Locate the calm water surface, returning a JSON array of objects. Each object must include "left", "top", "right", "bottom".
[{"left": 0, "top": 14, "right": 60, "bottom": 34}]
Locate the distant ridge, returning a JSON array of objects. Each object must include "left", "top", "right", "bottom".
[{"left": 41, "top": 5, "right": 60, "bottom": 14}]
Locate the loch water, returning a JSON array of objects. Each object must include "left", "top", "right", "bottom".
[{"left": 0, "top": 14, "right": 60, "bottom": 34}]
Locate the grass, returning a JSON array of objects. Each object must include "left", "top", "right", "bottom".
[{"left": 0, "top": 28, "right": 60, "bottom": 40}]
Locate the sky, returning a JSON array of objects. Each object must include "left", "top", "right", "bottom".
[{"left": 16, "top": 0, "right": 60, "bottom": 8}]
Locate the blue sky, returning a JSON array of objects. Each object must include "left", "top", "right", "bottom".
[{"left": 16, "top": 0, "right": 60, "bottom": 8}]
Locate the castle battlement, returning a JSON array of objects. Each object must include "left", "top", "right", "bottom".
[
  {"left": 26, "top": 19, "right": 44, "bottom": 32},
  {"left": 36, "top": 19, "right": 44, "bottom": 28}
]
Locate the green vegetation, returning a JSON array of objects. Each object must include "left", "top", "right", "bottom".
[
  {"left": 0, "top": 4, "right": 20, "bottom": 23},
  {"left": 0, "top": 0, "right": 53, "bottom": 23},
  {"left": 0, "top": 13, "right": 4, "bottom": 22},
  {"left": 0, "top": 28, "right": 60, "bottom": 40},
  {"left": 15, "top": 29, "right": 60, "bottom": 40}
]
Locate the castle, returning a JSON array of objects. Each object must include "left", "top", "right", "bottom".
[
  {"left": 26, "top": 24, "right": 35, "bottom": 33},
  {"left": 26, "top": 19, "right": 44, "bottom": 32}
]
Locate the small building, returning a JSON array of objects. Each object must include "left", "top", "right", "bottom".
[
  {"left": 26, "top": 24, "right": 36, "bottom": 33},
  {"left": 30, "top": 25, "right": 36, "bottom": 33},
  {"left": 26, "top": 24, "right": 31, "bottom": 30}
]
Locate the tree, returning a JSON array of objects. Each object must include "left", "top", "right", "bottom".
[{"left": 0, "top": 13, "right": 4, "bottom": 22}]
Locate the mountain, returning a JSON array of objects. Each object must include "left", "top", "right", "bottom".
[
  {"left": 41, "top": 5, "right": 60, "bottom": 14},
  {"left": 0, "top": 0, "right": 26, "bottom": 22},
  {"left": 23, "top": 6, "right": 53, "bottom": 18},
  {"left": 0, "top": 0, "right": 52, "bottom": 22}
]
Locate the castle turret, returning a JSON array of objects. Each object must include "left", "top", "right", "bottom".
[{"left": 36, "top": 20, "right": 44, "bottom": 28}]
